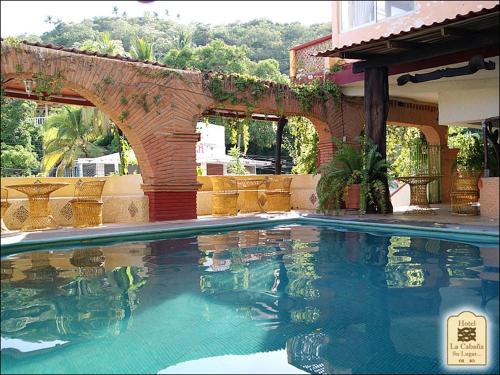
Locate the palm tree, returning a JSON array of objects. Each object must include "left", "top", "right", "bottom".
[
  {"left": 130, "top": 37, "right": 155, "bottom": 61},
  {"left": 42, "top": 106, "right": 106, "bottom": 176},
  {"left": 44, "top": 15, "right": 53, "bottom": 24},
  {"left": 175, "top": 28, "right": 192, "bottom": 49},
  {"left": 76, "top": 32, "right": 125, "bottom": 56},
  {"left": 112, "top": 6, "right": 119, "bottom": 16}
]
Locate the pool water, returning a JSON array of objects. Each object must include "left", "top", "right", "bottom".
[{"left": 1, "top": 224, "right": 498, "bottom": 374}]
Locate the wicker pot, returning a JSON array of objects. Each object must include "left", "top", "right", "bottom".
[
  {"left": 453, "top": 170, "right": 482, "bottom": 192},
  {"left": 345, "top": 184, "right": 361, "bottom": 209}
]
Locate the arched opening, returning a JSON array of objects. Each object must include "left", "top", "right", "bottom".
[{"left": 2, "top": 73, "right": 154, "bottom": 180}]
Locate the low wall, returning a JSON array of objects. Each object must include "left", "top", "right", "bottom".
[
  {"left": 1, "top": 175, "right": 148, "bottom": 230},
  {"left": 1, "top": 174, "right": 320, "bottom": 228},
  {"left": 479, "top": 177, "right": 499, "bottom": 219},
  {"left": 196, "top": 174, "right": 320, "bottom": 215}
]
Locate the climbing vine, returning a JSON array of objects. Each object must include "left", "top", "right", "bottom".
[
  {"left": 205, "top": 72, "right": 340, "bottom": 114},
  {"left": 33, "top": 71, "right": 65, "bottom": 100}
]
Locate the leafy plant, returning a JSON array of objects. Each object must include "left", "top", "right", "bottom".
[
  {"left": 448, "top": 127, "right": 483, "bottom": 171},
  {"left": 359, "top": 138, "right": 390, "bottom": 214},
  {"left": 227, "top": 146, "right": 248, "bottom": 175},
  {"left": 316, "top": 138, "right": 363, "bottom": 214},
  {"left": 316, "top": 137, "right": 389, "bottom": 214}
]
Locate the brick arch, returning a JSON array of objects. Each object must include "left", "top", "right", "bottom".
[{"left": 3, "top": 72, "right": 156, "bottom": 179}]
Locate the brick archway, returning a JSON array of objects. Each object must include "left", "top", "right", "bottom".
[{"left": 2, "top": 41, "right": 342, "bottom": 220}]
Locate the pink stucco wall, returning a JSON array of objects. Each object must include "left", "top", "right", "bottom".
[
  {"left": 331, "top": 1, "right": 499, "bottom": 48},
  {"left": 479, "top": 177, "right": 499, "bottom": 219}
]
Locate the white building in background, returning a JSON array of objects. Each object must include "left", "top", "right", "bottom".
[
  {"left": 195, "top": 122, "right": 270, "bottom": 175},
  {"left": 71, "top": 122, "right": 270, "bottom": 177}
]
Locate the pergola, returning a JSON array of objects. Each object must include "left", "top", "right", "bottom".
[
  {"left": 317, "top": 4, "right": 499, "bottom": 191},
  {"left": 320, "top": 7, "right": 498, "bottom": 145},
  {"left": 1, "top": 40, "right": 341, "bottom": 221}
]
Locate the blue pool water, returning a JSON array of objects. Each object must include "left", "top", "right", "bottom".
[{"left": 1, "top": 224, "right": 498, "bottom": 374}]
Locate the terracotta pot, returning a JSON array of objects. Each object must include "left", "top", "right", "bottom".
[{"left": 346, "top": 184, "right": 360, "bottom": 209}]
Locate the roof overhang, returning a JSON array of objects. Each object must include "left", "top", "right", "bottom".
[{"left": 316, "top": 5, "right": 500, "bottom": 74}]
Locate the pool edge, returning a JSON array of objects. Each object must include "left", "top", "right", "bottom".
[{"left": 1, "top": 215, "right": 498, "bottom": 255}]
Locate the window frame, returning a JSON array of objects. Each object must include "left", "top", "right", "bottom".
[{"left": 339, "top": 1, "right": 416, "bottom": 32}]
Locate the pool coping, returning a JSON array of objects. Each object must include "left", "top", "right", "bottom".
[{"left": 1, "top": 213, "right": 498, "bottom": 255}]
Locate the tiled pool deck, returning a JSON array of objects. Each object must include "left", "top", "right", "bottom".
[{"left": 2, "top": 204, "right": 498, "bottom": 253}]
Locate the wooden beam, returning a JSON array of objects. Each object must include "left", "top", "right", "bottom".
[
  {"left": 202, "top": 109, "right": 280, "bottom": 122},
  {"left": 352, "top": 28, "right": 499, "bottom": 73},
  {"left": 2, "top": 89, "right": 95, "bottom": 107},
  {"left": 340, "top": 51, "right": 382, "bottom": 60},
  {"left": 397, "top": 55, "right": 495, "bottom": 85},
  {"left": 440, "top": 26, "right": 470, "bottom": 38},
  {"left": 364, "top": 66, "right": 393, "bottom": 213},
  {"left": 275, "top": 117, "right": 287, "bottom": 175},
  {"left": 386, "top": 40, "right": 423, "bottom": 50}
]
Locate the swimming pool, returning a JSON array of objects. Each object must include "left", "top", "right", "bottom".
[{"left": 1, "top": 223, "right": 498, "bottom": 374}]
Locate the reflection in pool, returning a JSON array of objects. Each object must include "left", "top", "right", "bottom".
[{"left": 1, "top": 225, "right": 498, "bottom": 374}]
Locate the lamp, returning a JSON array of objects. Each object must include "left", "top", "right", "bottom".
[{"left": 23, "top": 79, "right": 33, "bottom": 96}]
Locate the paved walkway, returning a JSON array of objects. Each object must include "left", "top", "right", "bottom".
[{"left": 2, "top": 207, "right": 498, "bottom": 252}]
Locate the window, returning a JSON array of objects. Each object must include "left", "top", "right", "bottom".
[{"left": 340, "top": 1, "right": 415, "bottom": 31}]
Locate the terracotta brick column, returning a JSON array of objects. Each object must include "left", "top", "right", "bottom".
[
  {"left": 142, "top": 132, "right": 201, "bottom": 221},
  {"left": 317, "top": 140, "right": 335, "bottom": 167}
]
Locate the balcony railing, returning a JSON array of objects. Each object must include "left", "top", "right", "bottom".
[
  {"left": 28, "top": 116, "right": 47, "bottom": 126},
  {"left": 290, "top": 34, "right": 332, "bottom": 81}
]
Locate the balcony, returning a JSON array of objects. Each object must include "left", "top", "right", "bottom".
[{"left": 290, "top": 34, "right": 333, "bottom": 83}]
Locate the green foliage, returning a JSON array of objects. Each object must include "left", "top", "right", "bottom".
[
  {"left": 1, "top": 145, "right": 39, "bottom": 177},
  {"left": 33, "top": 71, "right": 65, "bottom": 100},
  {"left": 41, "top": 106, "right": 106, "bottom": 176},
  {"left": 130, "top": 37, "right": 155, "bottom": 61},
  {"left": 316, "top": 137, "right": 389, "bottom": 215},
  {"left": 0, "top": 98, "right": 41, "bottom": 176},
  {"left": 316, "top": 138, "right": 362, "bottom": 214},
  {"left": 73, "top": 32, "right": 125, "bottom": 55},
  {"left": 283, "top": 117, "right": 318, "bottom": 174},
  {"left": 386, "top": 126, "right": 422, "bottom": 178},
  {"left": 359, "top": 138, "right": 390, "bottom": 214},
  {"left": 36, "top": 14, "right": 329, "bottom": 74},
  {"left": 290, "top": 78, "right": 341, "bottom": 112},
  {"left": 227, "top": 146, "right": 248, "bottom": 175},
  {"left": 448, "top": 127, "right": 483, "bottom": 171}
]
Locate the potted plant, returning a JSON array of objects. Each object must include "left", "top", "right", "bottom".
[
  {"left": 316, "top": 137, "right": 389, "bottom": 214},
  {"left": 316, "top": 138, "right": 363, "bottom": 213}
]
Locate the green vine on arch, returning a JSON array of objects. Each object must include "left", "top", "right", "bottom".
[
  {"left": 33, "top": 71, "right": 65, "bottom": 100},
  {"left": 205, "top": 72, "right": 340, "bottom": 114}
]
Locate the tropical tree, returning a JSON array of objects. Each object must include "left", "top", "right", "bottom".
[
  {"left": 41, "top": 106, "right": 105, "bottom": 176},
  {"left": 0, "top": 98, "right": 41, "bottom": 176},
  {"left": 130, "top": 37, "right": 155, "bottom": 61},
  {"left": 74, "top": 32, "right": 125, "bottom": 55}
]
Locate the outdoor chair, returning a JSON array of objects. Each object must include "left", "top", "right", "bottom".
[
  {"left": 1, "top": 188, "right": 12, "bottom": 233},
  {"left": 450, "top": 170, "right": 481, "bottom": 216},
  {"left": 70, "top": 179, "right": 106, "bottom": 227},
  {"left": 263, "top": 176, "right": 292, "bottom": 212},
  {"left": 210, "top": 176, "right": 239, "bottom": 216}
]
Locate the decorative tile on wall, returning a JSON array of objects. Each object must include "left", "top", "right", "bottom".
[
  {"left": 13, "top": 205, "right": 29, "bottom": 223},
  {"left": 60, "top": 202, "right": 73, "bottom": 221},
  {"left": 309, "top": 193, "right": 318, "bottom": 205},
  {"left": 128, "top": 202, "right": 138, "bottom": 217}
]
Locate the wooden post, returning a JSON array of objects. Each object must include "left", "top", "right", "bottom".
[
  {"left": 275, "top": 117, "right": 287, "bottom": 175},
  {"left": 482, "top": 119, "right": 490, "bottom": 177},
  {"left": 364, "top": 66, "right": 393, "bottom": 213}
]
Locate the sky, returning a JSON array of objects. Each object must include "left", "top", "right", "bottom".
[{"left": 1, "top": 1, "right": 332, "bottom": 37}]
